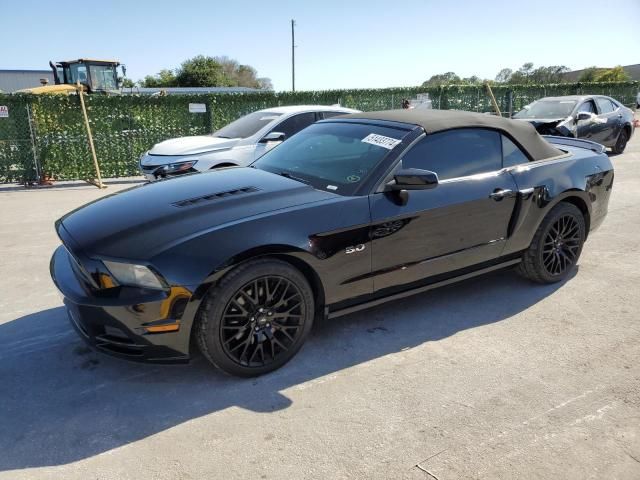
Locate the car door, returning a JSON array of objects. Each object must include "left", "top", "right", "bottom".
[
  {"left": 369, "top": 128, "right": 519, "bottom": 292},
  {"left": 591, "top": 97, "right": 621, "bottom": 146},
  {"left": 253, "top": 111, "right": 319, "bottom": 160},
  {"left": 575, "top": 99, "right": 597, "bottom": 140}
]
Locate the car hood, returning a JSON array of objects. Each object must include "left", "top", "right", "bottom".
[
  {"left": 514, "top": 117, "right": 565, "bottom": 124},
  {"left": 58, "top": 168, "right": 336, "bottom": 259},
  {"left": 147, "top": 135, "right": 240, "bottom": 156},
  {"left": 515, "top": 117, "right": 575, "bottom": 136}
]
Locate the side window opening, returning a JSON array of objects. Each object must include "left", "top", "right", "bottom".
[
  {"left": 578, "top": 101, "right": 595, "bottom": 114},
  {"left": 595, "top": 97, "right": 615, "bottom": 114},
  {"left": 321, "top": 111, "right": 347, "bottom": 120},
  {"left": 502, "top": 135, "right": 529, "bottom": 168},
  {"left": 401, "top": 128, "right": 502, "bottom": 180},
  {"left": 272, "top": 112, "right": 318, "bottom": 139}
]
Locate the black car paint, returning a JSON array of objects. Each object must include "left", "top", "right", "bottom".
[{"left": 50, "top": 121, "right": 613, "bottom": 363}]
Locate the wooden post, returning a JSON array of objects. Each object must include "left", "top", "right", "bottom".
[
  {"left": 485, "top": 82, "right": 502, "bottom": 117},
  {"left": 25, "top": 104, "right": 44, "bottom": 185},
  {"left": 77, "top": 81, "right": 105, "bottom": 188}
]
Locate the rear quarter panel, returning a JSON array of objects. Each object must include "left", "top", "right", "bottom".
[{"left": 504, "top": 146, "right": 613, "bottom": 255}]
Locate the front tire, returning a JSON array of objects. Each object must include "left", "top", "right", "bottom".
[
  {"left": 517, "top": 202, "right": 586, "bottom": 284},
  {"left": 196, "top": 259, "right": 314, "bottom": 377}
]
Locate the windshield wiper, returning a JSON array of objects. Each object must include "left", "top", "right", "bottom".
[{"left": 278, "top": 171, "right": 309, "bottom": 185}]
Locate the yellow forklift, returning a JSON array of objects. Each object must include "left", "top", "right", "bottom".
[{"left": 17, "top": 58, "right": 125, "bottom": 94}]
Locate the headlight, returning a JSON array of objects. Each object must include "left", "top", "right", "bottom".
[
  {"left": 164, "top": 160, "right": 198, "bottom": 173},
  {"left": 103, "top": 260, "right": 165, "bottom": 290}
]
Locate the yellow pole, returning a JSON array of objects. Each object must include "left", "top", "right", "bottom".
[
  {"left": 77, "top": 81, "right": 105, "bottom": 189},
  {"left": 485, "top": 83, "right": 502, "bottom": 117}
]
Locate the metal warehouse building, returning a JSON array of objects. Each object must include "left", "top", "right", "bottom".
[{"left": 0, "top": 69, "right": 55, "bottom": 93}]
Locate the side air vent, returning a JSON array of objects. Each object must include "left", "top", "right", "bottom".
[{"left": 171, "top": 186, "right": 260, "bottom": 208}]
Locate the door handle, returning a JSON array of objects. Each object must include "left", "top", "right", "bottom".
[{"left": 489, "top": 189, "right": 513, "bottom": 201}]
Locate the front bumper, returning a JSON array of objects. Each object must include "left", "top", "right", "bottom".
[{"left": 50, "top": 245, "right": 194, "bottom": 363}]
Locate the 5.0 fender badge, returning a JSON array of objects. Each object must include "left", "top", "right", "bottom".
[{"left": 345, "top": 244, "right": 366, "bottom": 254}]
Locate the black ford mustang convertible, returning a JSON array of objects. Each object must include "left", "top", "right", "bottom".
[{"left": 51, "top": 109, "right": 613, "bottom": 376}]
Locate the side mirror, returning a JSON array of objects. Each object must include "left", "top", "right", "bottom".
[
  {"left": 576, "top": 111, "right": 593, "bottom": 122},
  {"left": 260, "top": 131, "right": 285, "bottom": 143},
  {"left": 386, "top": 168, "right": 439, "bottom": 191}
]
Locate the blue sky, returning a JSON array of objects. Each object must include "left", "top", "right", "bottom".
[{"left": 2, "top": 0, "right": 639, "bottom": 91}]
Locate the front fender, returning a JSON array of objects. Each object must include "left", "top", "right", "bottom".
[
  {"left": 194, "top": 245, "right": 323, "bottom": 299},
  {"left": 152, "top": 233, "right": 321, "bottom": 357},
  {"left": 149, "top": 195, "right": 372, "bottom": 325}
]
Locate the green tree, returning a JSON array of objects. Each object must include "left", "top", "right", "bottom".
[
  {"left": 509, "top": 62, "right": 534, "bottom": 84},
  {"left": 121, "top": 78, "right": 136, "bottom": 88},
  {"left": 578, "top": 66, "right": 600, "bottom": 82},
  {"left": 257, "top": 77, "right": 273, "bottom": 90},
  {"left": 141, "top": 69, "right": 177, "bottom": 88},
  {"left": 139, "top": 55, "right": 272, "bottom": 89},
  {"left": 175, "top": 55, "right": 230, "bottom": 87},
  {"left": 214, "top": 56, "right": 272, "bottom": 89},
  {"left": 529, "top": 65, "right": 570, "bottom": 83},
  {"left": 460, "top": 75, "right": 482, "bottom": 85},
  {"left": 594, "top": 65, "right": 630, "bottom": 82},
  {"left": 504, "top": 63, "right": 569, "bottom": 84},
  {"left": 495, "top": 68, "right": 513, "bottom": 83},
  {"left": 421, "top": 72, "right": 461, "bottom": 87}
]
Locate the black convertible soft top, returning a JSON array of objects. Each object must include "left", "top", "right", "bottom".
[{"left": 342, "top": 109, "right": 564, "bottom": 161}]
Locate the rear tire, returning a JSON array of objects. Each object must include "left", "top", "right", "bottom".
[
  {"left": 517, "top": 202, "right": 586, "bottom": 284},
  {"left": 196, "top": 259, "right": 314, "bottom": 377},
  {"left": 612, "top": 128, "right": 629, "bottom": 154}
]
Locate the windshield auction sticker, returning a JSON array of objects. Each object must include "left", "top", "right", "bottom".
[{"left": 361, "top": 133, "right": 401, "bottom": 150}]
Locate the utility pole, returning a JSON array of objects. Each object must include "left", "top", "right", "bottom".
[{"left": 291, "top": 19, "right": 296, "bottom": 92}]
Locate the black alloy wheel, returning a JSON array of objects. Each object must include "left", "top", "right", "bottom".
[
  {"left": 196, "top": 259, "right": 314, "bottom": 377},
  {"left": 220, "top": 276, "right": 305, "bottom": 368},
  {"left": 541, "top": 214, "right": 582, "bottom": 276},
  {"left": 517, "top": 202, "right": 586, "bottom": 284}
]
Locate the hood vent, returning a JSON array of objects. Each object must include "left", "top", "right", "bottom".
[{"left": 172, "top": 186, "right": 260, "bottom": 208}]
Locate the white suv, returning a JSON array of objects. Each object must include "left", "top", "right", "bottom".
[{"left": 139, "top": 105, "right": 358, "bottom": 181}]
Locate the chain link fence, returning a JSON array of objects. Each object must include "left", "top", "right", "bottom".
[
  {"left": 0, "top": 96, "right": 39, "bottom": 183},
  {"left": 0, "top": 81, "right": 637, "bottom": 184}
]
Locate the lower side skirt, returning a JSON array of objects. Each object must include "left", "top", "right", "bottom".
[{"left": 327, "top": 258, "right": 521, "bottom": 319}]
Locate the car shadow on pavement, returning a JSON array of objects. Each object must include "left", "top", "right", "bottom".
[{"left": 0, "top": 267, "right": 574, "bottom": 471}]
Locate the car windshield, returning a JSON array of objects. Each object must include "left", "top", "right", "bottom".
[
  {"left": 212, "top": 111, "right": 282, "bottom": 139},
  {"left": 253, "top": 121, "right": 410, "bottom": 195},
  {"left": 513, "top": 100, "right": 577, "bottom": 119},
  {"left": 88, "top": 64, "right": 118, "bottom": 91}
]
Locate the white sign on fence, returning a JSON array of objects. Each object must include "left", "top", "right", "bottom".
[
  {"left": 0, "top": 106, "right": 8, "bottom": 118},
  {"left": 189, "top": 103, "right": 207, "bottom": 113}
]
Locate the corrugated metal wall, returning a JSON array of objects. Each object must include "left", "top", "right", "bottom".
[{"left": 0, "top": 70, "right": 55, "bottom": 93}]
